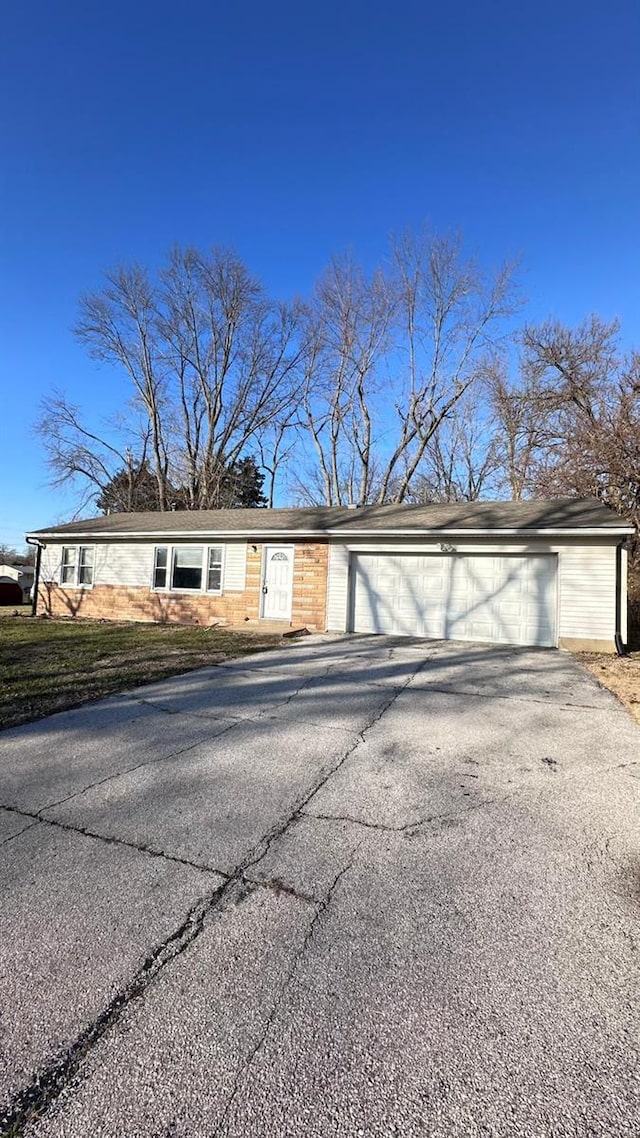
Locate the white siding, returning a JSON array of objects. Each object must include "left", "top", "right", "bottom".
[
  {"left": 327, "top": 543, "right": 350, "bottom": 631},
  {"left": 40, "top": 544, "right": 63, "bottom": 582},
  {"left": 558, "top": 545, "right": 616, "bottom": 642},
  {"left": 222, "top": 542, "right": 247, "bottom": 591},
  {"left": 40, "top": 542, "right": 153, "bottom": 588},
  {"left": 40, "top": 539, "right": 247, "bottom": 594},
  {"left": 326, "top": 537, "right": 620, "bottom": 646}
]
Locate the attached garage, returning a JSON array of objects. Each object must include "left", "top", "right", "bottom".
[
  {"left": 325, "top": 499, "right": 634, "bottom": 653},
  {"left": 351, "top": 552, "right": 557, "bottom": 647}
]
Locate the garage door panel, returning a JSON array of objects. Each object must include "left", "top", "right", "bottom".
[{"left": 352, "top": 553, "right": 556, "bottom": 647}]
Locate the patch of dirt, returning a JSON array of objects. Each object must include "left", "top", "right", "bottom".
[{"left": 581, "top": 652, "right": 640, "bottom": 725}]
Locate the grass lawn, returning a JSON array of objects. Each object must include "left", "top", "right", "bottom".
[{"left": 0, "top": 611, "right": 284, "bottom": 731}]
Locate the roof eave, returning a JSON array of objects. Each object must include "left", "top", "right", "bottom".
[{"left": 26, "top": 525, "right": 636, "bottom": 541}]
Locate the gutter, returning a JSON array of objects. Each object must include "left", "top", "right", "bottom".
[
  {"left": 615, "top": 539, "right": 628, "bottom": 656},
  {"left": 25, "top": 537, "right": 45, "bottom": 617},
  {"left": 25, "top": 526, "right": 636, "bottom": 541}
]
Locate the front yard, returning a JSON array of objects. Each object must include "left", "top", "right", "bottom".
[
  {"left": 0, "top": 612, "right": 283, "bottom": 730},
  {"left": 3, "top": 607, "right": 639, "bottom": 734},
  {"left": 582, "top": 651, "right": 640, "bottom": 725}
]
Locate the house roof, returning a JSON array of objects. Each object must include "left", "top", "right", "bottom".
[{"left": 27, "top": 499, "right": 634, "bottom": 540}]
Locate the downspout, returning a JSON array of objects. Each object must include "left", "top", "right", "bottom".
[
  {"left": 26, "top": 538, "right": 45, "bottom": 617},
  {"left": 615, "top": 538, "right": 628, "bottom": 657}
]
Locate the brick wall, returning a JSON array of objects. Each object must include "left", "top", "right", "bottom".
[
  {"left": 37, "top": 541, "right": 330, "bottom": 630},
  {"left": 290, "top": 541, "right": 328, "bottom": 629}
]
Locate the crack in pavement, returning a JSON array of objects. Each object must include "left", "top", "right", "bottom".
[
  {"left": 410, "top": 684, "right": 612, "bottom": 712},
  {"left": 0, "top": 651, "right": 429, "bottom": 1135},
  {"left": 130, "top": 664, "right": 334, "bottom": 724},
  {"left": 0, "top": 803, "right": 227, "bottom": 878},
  {"left": 212, "top": 850, "right": 360, "bottom": 1138},
  {"left": 0, "top": 804, "right": 324, "bottom": 908},
  {"left": 300, "top": 808, "right": 429, "bottom": 834},
  {"left": 19, "top": 670, "right": 357, "bottom": 821},
  {"left": 0, "top": 840, "right": 320, "bottom": 1136},
  {"left": 129, "top": 703, "right": 356, "bottom": 737},
  {"left": 301, "top": 797, "right": 501, "bottom": 836},
  {"left": 240, "top": 874, "right": 321, "bottom": 907},
  {"left": 244, "top": 656, "right": 429, "bottom": 875},
  {"left": 253, "top": 714, "right": 358, "bottom": 735},
  {"left": 0, "top": 876, "right": 238, "bottom": 1138},
  {"left": 0, "top": 820, "right": 38, "bottom": 851},
  {"left": 35, "top": 727, "right": 237, "bottom": 816}
]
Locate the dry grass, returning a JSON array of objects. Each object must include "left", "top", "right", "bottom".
[
  {"left": 0, "top": 612, "right": 283, "bottom": 730},
  {"left": 581, "top": 651, "right": 640, "bottom": 725}
]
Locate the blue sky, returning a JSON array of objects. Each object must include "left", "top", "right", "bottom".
[{"left": 1, "top": 0, "right": 638, "bottom": 547}]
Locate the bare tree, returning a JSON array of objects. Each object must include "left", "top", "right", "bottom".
[
  {"left": 297, "top": 255, "right": 395, "bottom": 505},
  {"left": 487, "top": 358, "right": 561, "bottom": 499},
  {"left": 0, "top": 544, "right": 33, "bottom": 565},
  {"left": 519, "top": 317, "right": 640, "bottom": 556},
  {"left": 158, "top": 248, "right": 304, "bottom": 507},
  {"left": 38, "top": 247, "right": 305, "bottom": 511},
  {"left": 297, "top": 231, "right": 519, "bottom": 505},
  {"left": 76, "top": 266, "right": 170, "bottom": 510},
  {"left": 255, "top": 412, "right": 298, "bottom": 507},
  {"left": 402, "top": 384, "right": 500, "bottom": 503},
  {"left": 375, "top": 232, "right": 518, "bottom": 502},
  {"left": 35, "top": 392, "right": 153, "bottom": 515},
  {"left": 37, "top": 234, "right": 520, "bottom": 516}
]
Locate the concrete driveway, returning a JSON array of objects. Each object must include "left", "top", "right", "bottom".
[{"left": 1, "top": 636, "right": 640, "bottom": 1137}]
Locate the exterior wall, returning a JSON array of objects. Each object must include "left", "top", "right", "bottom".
[
  {"left": 290, "top": 541, "right": 328, "bottom": 630},
  {"left": 39, "top": 541, "right": 247, "bottom": 591},
  {"left": 327, "top": 536, "right": 621, "bottom": 651},
  {"left": 556, "top": 543, "right": 617, "bottom": 647},
  {"left": 37, "top": 532, "right": 624, "bottom": 649},
  {"left": 37, "top": 539, "right": 328, "bottom": 631}
]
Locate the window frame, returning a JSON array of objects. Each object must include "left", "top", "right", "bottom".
[
  {"left": 206, "top": 545, "right": 224, "bottom": 595},
  {"left": 60, "top": 546, "right": 78, "bottom": 586},
  {"left": 151, "top": 544, "right": 225, "bottom": 595},
  {"left": 60, "top": 545, "right": 95, "bottom": 589},
  {"left": 170, "top": 545, "right": 205, "bottom": 593},
  {"left": 153, "top": 546, "right": 169, "bottom": 590},
  {"left": 78, "top": 545, "right": 95, "bottom": 586}
]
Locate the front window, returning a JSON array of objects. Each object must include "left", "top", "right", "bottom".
[
  {"left": 153, "top": 547, "right": 168, "bottom": 589},
  {"left": 152, "top": 544, "right": 225, "bottom": 593},
  {"left": 61, "top": 547, "right": 77, "bottom": 584},
  {"left": 207, "top": 546, "right": 223, "bottom": 593},
  {"left": 60, "top": 545, "right": 94, "bottom": 587},
  {"left": 171, "top": 546, "right": 203, "bottom": 591},
  {"left": 78, "top": 546, "right": 94, "bottom": 585}
]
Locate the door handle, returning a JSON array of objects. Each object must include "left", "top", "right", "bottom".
[{"left": 262, "top": 585, "right": 268, "bottom": 594}]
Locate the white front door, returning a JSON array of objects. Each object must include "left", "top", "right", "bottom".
[{"left": 262, "top": 545, "right": 294, "bottom": 620}]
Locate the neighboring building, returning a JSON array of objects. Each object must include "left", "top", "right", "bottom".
[
  {"left": 0, "top": 562, "right": 34, "bottom": 605},
  {"left": 27, "top": 499, "right": 633, "bottom": 652}
]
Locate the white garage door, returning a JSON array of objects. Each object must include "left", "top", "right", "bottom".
[{"left": 351, "top": 553, "right": 557, "bottom": 647}]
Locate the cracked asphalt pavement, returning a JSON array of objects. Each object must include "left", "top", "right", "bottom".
[{"left": 1, "top": 635, "right": 640, "bottom": 1136}]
